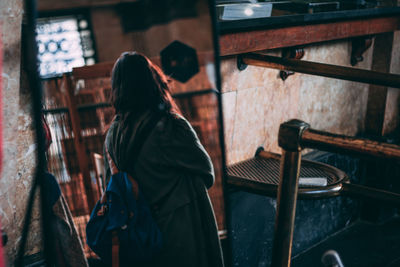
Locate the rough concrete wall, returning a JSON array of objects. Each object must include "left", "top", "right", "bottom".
[
  {"left": 222, "top": 40, "right": 374, "bottom": 165},
  {"left": 0, "top": 0, "right": 41, "bottom": 264}
]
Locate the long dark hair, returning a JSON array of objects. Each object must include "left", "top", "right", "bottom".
[{"left": 110, "top": 52, "right": 179, "bottom": 120}]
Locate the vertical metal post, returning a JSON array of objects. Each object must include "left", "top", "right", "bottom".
[{"left": 271, "top": 120, "right": 309, "bottom": 267}]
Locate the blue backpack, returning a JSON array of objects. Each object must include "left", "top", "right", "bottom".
[
  {"left": 86, "top": 113, "right": 163, "bottom": 266},
  {"left": 86, "top": 172, "right": 162, "bottom": 266}
]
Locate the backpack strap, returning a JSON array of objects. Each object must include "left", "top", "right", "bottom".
[
  {"left": 106, "top": 112, "right": 163, "bottom": 199},
  {"left": 106, "top": 148, "right": 139, "bottom": 199},
  {"left": 111, "top": 231, "right": 119, "bottom": 267},
  {"left": 129, "top": 111, "right": 163, "bottom": 163}
]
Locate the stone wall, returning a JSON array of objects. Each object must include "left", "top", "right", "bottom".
[
  {"left": 0, "top": 0, "right": 41, "bottom": 264},
  {"left": 221, "top": 37, "right": 399, "bottom": 165}
]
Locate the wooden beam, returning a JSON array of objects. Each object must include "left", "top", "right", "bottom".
[
  {"left": 241, "top": 53, "right": 400, "bottom": 89},
  {"left": 72, "top": 61, "right": 114, "bottom": 80},
  {"left": 72, "top": 51, "right": 214, "bottom": 80},
  {"left": 220, "top": 16, "right": 400, "bottom": 56},
  {"left": 365, "top": 33, "right": 394, "bottom": 136},
  {"left": 301, "top": 128, "right": 400, "bottom": 160},
  {"left": 62, "top": 75, "right": 97, "bottom": 210},
  {"left": 37, "top": 0, "right": 138, "bottom": 12}
]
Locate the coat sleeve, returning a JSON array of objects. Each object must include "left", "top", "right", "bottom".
[{"left": 159, "top": 116, "right": 215, "bottom": 189}]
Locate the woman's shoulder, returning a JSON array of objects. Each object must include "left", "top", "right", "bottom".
[
  {"left": 156, "top": 113, "right": 197, "bottom": 140},
  {"left": 162, "top": 113, "right": 193, "bottom": 130}
]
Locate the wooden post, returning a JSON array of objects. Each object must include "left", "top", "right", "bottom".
[
  {"left": 363, "top": 32, "right": 395, "bottom": 221},
  {"left": 271, "top": 150, "right": 302, "bottom": 267},
  {"left": 361, "top": 32, "right": 393, "bottom": 221},
  {"left": 365, "top": 33, "right": 394, "bottom": 135},
  {"left": 62, "top": 74, "right": 96, "bottom": 210},
  {"left": 272, "top": 120, "right": 309, "bottom": 267}
]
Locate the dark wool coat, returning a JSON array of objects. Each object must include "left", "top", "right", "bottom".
[{"left": 104, "top": 111, "right": 224, "bottom": 267}]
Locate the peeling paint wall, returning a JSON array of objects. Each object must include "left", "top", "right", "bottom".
[
  {"left": 221, "top": 40, "right": 378, "bottom": 165},
  {"left": 0, "top": 0, "right": 41, "bottom": 264}
]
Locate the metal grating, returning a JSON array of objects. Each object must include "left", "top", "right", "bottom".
[{"left": 227, "top": 157, "right": 339, "bottom": 187}]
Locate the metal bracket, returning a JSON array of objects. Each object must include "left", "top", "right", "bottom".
[
  {"left": 237, "top": 55, "right": 248, "bottom": 71},
  {"left": 351, "top": 36, "right": 373, "bottom": 66},
  {"left": 280, "top": 47, "right": 305, "bottom": 81},
  {"left": 255, "top": 146, "right": 265, "bottom": 156}
]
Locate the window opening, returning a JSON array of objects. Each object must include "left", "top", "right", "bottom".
[{"left": 36, "top": 15, "right": 96, "bottom": 78}]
